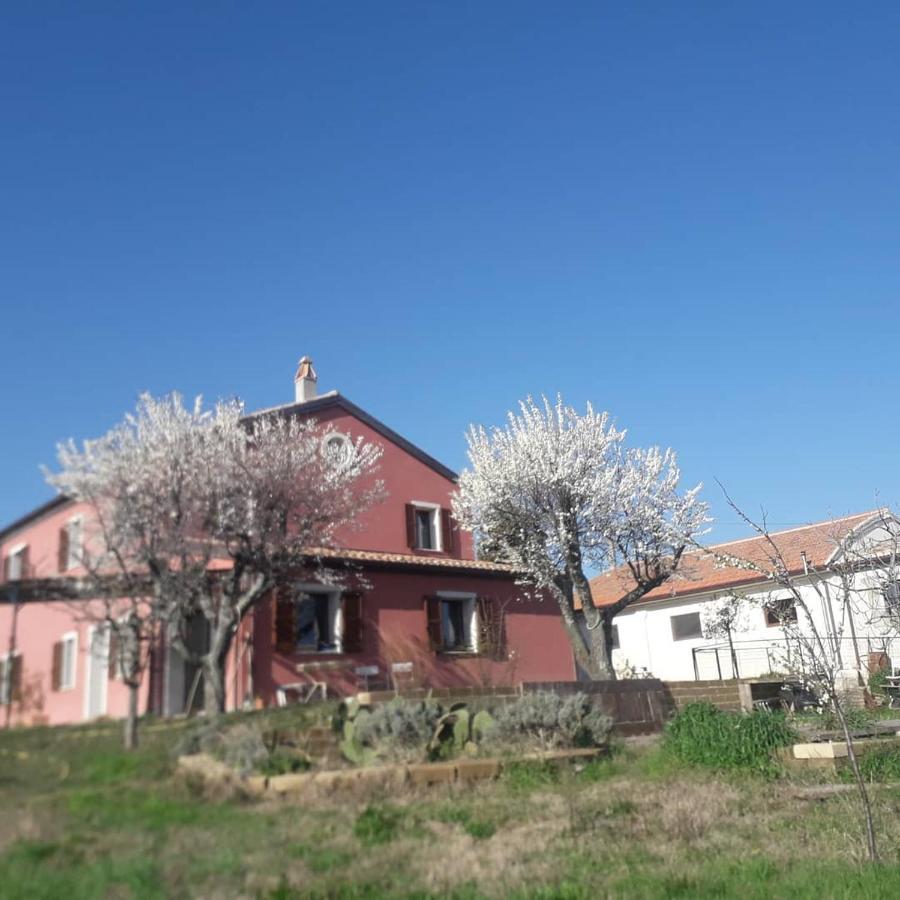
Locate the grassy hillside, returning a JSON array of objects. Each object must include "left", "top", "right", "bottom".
[{"left": 4, "top": 708, "right": 900, "bottom": 898}]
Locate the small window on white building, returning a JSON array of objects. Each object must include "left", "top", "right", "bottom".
[
  {"left": 611, "top": 625, "right": 620, "bottom": 650},
  {"left": 883, "top": 582, "right": 900, "bottom": 618},
  {"left": 671, "top": 612, "right": 702, "bottom": 641},
  {"left": 764, "top": 600, "right": 798, "bottom": 628}
]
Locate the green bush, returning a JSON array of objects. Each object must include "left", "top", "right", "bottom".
[
  {"left": 868, "top": 669, "right": 889, "bottom": 696},
  {"left": 491, "top": 691, "right": 612, "bottom": 750},
  {"left": 664, "top": 702, "right": 795, "bottom": 775},
  {"left": 814, "top": 706, "right": 874, "bottom": 731},
  {"left": 844, "top": 747, "right": 900, "bottom": 783}
]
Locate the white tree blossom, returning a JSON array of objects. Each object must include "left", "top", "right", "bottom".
[
  {"left": 453, "top": 395, "right": 708, "bottom": 678},
  {"left": 46, "top": 393, "right": 384, "bottom": 718},
  {"left": 700, "top": 595, "right": 750, "bottom": 678}
]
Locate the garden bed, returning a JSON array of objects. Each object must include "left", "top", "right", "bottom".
[{"left": 177, "top": 746, "right": 605, "bottom": 798}]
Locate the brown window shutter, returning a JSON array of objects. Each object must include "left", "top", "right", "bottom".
[
  {"left": 477, "top": 597, "right": 505, "bottom": 660},
  {"left": 51, "top": 641, "right": 63, "bottom": 692},
  {"left": 20, "top": 546, "right": 30, "bottom": 579},
  {"left": 425, "top": 596, "right": 443, "bottom": 651},
  {"left": 341, "top": 592, "right": 364, "bottom": 654},
  {"left": 272, "top": 588, "right": 297, "bottom": 654},
  {"left": 108, "top": 630, "right": 119, "bottom": 679},
  {"left": 9, "top": 655, "right": 23, "bottom": 701},
  {"left": 405, "top": 504, "right": 417, "bottom": 549},
  {"left": 58, "top": 527, "right": 69, "bottom": 573},
  {"left": 440, "top": 509, "right": 455, "bottom": 555},
  {"left": 1, "top": 555, "right": 8, "bottom": 584}
]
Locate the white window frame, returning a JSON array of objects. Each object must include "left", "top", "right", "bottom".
[
  {"left": 410, "top": 501, "right": 442, "bottom": 553},
  {"left": 65, "top": 516, "right": 83, "bottom": 571},
  {"left": 60, "top": 631, "right": 78, "bottom": 691},
  {"left": 292, "top": 583, "right": 343, "bottom": 654},
  {"left": 0, "top": 651, "right": 21, "bottom": 705},
  {"left": 436, "top": 591, "right": 478, "bottom": 653},
  {"left": 5, "top": 543, "right": 27, "bottom": 581}
]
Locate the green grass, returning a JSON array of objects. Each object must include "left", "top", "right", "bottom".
[{"left": 6, "top": 706, "right": 900, "bottom": 897}]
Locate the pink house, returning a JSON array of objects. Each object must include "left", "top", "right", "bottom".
[{"left": 0, "top": 360, "right": 574, "bottom": 727}]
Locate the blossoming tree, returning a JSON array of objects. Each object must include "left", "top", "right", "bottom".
[
  {"left": 453, "top": 396, "right": 707, "bottom": 679},
  {"left": 47, "top": 393, "right": 383, "bottom": 725}
]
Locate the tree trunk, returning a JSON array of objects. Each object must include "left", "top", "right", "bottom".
[
  {"left": 202, "top": 658, "right": 226, "bottom": 716},
  {"left": 123, "top": 682, "right": 140, "bottom": 750},
  {"left": 588, "top": 613, "right": 617, "bottom": 680}
]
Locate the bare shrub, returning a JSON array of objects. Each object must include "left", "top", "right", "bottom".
[{"left": 491, "top": 691, "right": 612, "bottom": 750}]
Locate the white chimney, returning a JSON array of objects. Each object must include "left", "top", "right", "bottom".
[{"left": 294, "top": 356, "right": 318, "bottom": 403}]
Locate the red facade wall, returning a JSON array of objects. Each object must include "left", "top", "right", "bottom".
[
  {"left": 251, "top": 570, "right": 574, "bottom": 704},
  {"left": 308, "top": 405, "right": 474, "bottom": 558}
]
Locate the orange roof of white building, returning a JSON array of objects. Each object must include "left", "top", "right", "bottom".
[{"left": 589, "top": 510, "right": 880, "bottom": 607}]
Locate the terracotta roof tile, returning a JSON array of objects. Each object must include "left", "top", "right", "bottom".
[
  {"left": 309, "top": 547, "right": 514, "bottom": 573},
  {"left": 589, "top": 511, "right": 879, "bottom": 607}
]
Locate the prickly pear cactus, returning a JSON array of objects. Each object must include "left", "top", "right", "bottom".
[{"left": 471, "top": 709, "right": 495, "bottom": 743}]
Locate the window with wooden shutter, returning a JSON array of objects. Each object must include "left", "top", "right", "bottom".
[
  {"left": 51, "top": 641, "right": 63, "bottom": 692},
  {"left": 405, "top": 504, "right": 417, "bottom": 549},
  {"left": 19, "top": 546, "right": 29, "bottom": 579},
  {"left": 58, "top": 527, "right": 70, "bottom": 573},
  {"left": 425, "top": 596, "right": 443, "bottom": 651},
  {"left": 477, "top": 597, "right": 506, "bottom": 660},
  {"left": 341, "top": 592, "right": 364, "bottom": 654},
  {"left": 9, "top": 655, "right": 22, "bottom": 701},
  {"left": 1, "top": 555, "right": 8, "bottom": 583},
  {"left": 440, "top": 509, "right": 455, "bottom": 555},
  {"left": 272, "top": 588, "right": 297, "bottom": 654}
]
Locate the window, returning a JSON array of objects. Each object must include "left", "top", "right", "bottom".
[
  {"left": 427, "top": 594, "right": 479, "bottom": 653},
  {"left": 611, "top": 625, "right": 620, "bottom": 650},
  {"left": 295, "top": 592, "right": 340, "bottom": 653},
  {"left": 671, "top": 612, "right": 703, "bottom": 641},
  {"left": 0, "top": 653, "right": 22, "bottom": 705},
  {"left": 59, "top": 518, "right": 83, "bottom": 572},
  {"left": 406, "top": 502, "right": 455, "bottom": 553},
  {"left": 764, "top": 601, "right": 798, "bottom": 628},
  {"left": 52, "top": 633, "right": 78, "bottom": 691},
  {"left": 415, "top": 509, "right": 436, "bottom": 550},
  {"left": 322, "top": 433, "right": 352, "bottom": 467},
  {"left": 272, "top": 587, "right": 364, "bottom": 656},
  {"left": 3, "top": 545, "right": 28, "bottom": 582}
]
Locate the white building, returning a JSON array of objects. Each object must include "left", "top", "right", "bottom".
[{"left": 590, "top": 510, "right": 900, "bottom": 683}]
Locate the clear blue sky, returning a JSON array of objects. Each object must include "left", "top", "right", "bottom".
[{"left": 2, "top": 3, "right": 899, "bottom": 540}]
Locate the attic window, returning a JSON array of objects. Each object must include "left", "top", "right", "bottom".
[{"left": 322, "top": 433, "right": 352, "bottom": 466}]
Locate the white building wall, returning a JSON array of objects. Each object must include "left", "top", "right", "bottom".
[{"left": 611, "top": 574, "right": 873, "bottom": 682}]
